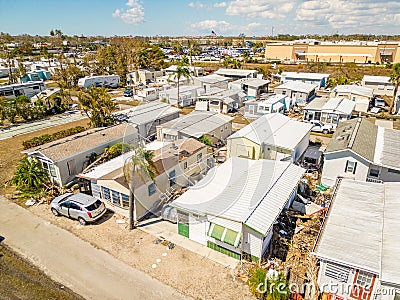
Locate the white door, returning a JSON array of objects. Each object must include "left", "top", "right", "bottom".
[{"left": 189, "top": 214, "right": 207, "bottom": 246}]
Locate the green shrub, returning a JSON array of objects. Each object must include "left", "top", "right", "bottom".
[{"left": 23, "top": 126, "right": 86, "bottom": 149}]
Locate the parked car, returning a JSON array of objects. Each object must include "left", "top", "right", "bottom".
[
  {"left": 50, "top": 193, "right": 106, "bottom": 225},
  {"left": 124, "top": 89, "right": 133, "bottom": 97},
  {"left": 300, "top": 147, "right": 323, "bottom": 171},
  {"left": 309, "top": 120, "right": 336, "bottom": 134},
  {"left": 374, "top": 97, "right": 386, "bottom": 108}
]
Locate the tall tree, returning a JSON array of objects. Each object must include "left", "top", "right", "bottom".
[
  {"left": 389, "top": 63, "right": 400, "bottom": 114},
  {"left": 123, "top": 147, "right": 157, "bottom": 230},
  {"left": 78, "top": 87, "right": 116, "bottom": 127},
  {"left": 169, "top": 62, "right": 191, "bottom": 108}
]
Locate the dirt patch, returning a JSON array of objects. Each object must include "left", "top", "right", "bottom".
[
  {"left": 0, "top": 243, "right": 83, "bottom": 300},
  {"left": 0, "top": 118, "right": 90, "bottom": 194},
  {"left": 21, "top": 202, "right": 253, "bottom": 300}
]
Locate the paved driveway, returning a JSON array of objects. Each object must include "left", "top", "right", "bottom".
[
  {"left": 0, "top": 112, "right": 86, "bottom": 141},
  {"left": 0, "top": 197, "right": 188, "bottom": 300}
]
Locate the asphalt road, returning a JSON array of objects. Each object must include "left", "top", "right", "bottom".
[
  {"left": 0, "top": 197, "right": 188, "bottom": 300},
  {"left": 0, "top": 112, "right": 86, "bottom": 141}
]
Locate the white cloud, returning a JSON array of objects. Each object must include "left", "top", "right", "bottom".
[
  {"left": 226, "top": 0, "right": 295, "bottom": 19},
  {"left": 113, "top": 0, "right": 144, "bottom": 24},
  {"left": 191, "top": 20, "right": 233, "bottom": 33},
  {"left": 213, "top": 2, "right": 227, "bottom": 8},
  {"left": 188, "top": 1, "right": 204, "bottom": 9},
  {"left": 190, "top": 20, "right": 268, "bottom": 35},
  {"left": 296, "top": 0, "right": 400, "bottom": 30}
]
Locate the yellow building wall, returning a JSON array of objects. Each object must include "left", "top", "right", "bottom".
[
  {"left": 265, "top": 43, "right": 400, "bottom": 63},
  {"left": 227, "top": 137, "right": 261, "bottom": 160}
]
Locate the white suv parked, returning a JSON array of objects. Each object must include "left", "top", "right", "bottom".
[{"left": 309, "top": 120, "right": 336, "bottom": 134}]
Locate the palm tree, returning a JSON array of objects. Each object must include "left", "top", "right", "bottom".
[
  {"left": 169, "top": 62, "right": 191, "bottom": 108},
  {"left": 12, "top": 157, "right": 50, "bottom": 193},
  {"left": 78, "top": 87, "right": 116, "bottom": 127},
  {"left": 123, "top": 147, "right": 157, "bottom": 230},
  {"left": 389, "top": 63, "right": 400, "bottom": 114}
]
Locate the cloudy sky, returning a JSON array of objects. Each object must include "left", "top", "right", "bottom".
[{"left": 1, "top": 0, "right": 399, "bottom": 36}]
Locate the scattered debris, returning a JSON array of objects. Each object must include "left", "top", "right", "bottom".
[
  {"left": 167, "top": 242, "right": 175, "bottom": 250},
  {"left": 162, "top": 252, "right": 167, "bottom": 257},
  {"left": 25, "top": 199, "right": 36, "bottom": 206},
  {"left": 116, "top": 219, "right": 125, "bottom": 224},
  {"left": 151, "top": 264, "right": 157, "bottom": 269},
  {"left": 156, "top": 258, "right": 161, "bottom": 263}
]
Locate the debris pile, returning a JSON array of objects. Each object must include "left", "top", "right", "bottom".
[{"left": 235, "top": 258, "right": 284, "bottom": 283}]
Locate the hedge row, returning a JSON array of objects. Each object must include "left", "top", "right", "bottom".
[{"left": 23, "top": 126, "right": 87, "bottom": 150}]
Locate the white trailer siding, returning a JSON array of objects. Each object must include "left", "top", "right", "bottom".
[
  {"left": 188, "top": 214, "right": 208, "bottom": 246},
  {"left": 78, "top": 75, "right": 120, "bottom": 89},
  {"left": 321, "top": 150, "right": 370, "bottom": 186},
  {"left": 242, "top": 225, "right": 263, "bottom": 259}
]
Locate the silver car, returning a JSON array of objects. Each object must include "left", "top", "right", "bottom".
[{"left": 50, "top": 193, "right": 106, "bottom": 225}]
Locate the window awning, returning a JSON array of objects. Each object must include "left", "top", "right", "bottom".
[{"left": 208, "top": 223, "right": 241, "bottom": 247}]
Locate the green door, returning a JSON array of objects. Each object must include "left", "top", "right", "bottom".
[{"left": 178, "top": 222, "right": 189, "bottom": 237}]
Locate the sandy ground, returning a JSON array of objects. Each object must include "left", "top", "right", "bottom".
[{"left": 22, "top": 202, "right": 253, "bottom": 300}]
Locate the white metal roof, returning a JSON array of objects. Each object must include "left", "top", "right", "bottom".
[
  {"left": 315, "top": 179, "right": 400, "bottom": 284},
  {"left": 304, "top": 97, "right": 328, "bottom": 110},
  {"left": 262, "top": 94, "right": 288, "bottom": 105},
  {"left": 233, "top": 78, "right": 270, "bottom": 87},
  {"left": 275, "top": 81, "right": 317, "bottom": 93},
  {"left": 118, "top": 102, "right": 180, "bottom": 126},
  {"left": 362, "top": 75, "right": 391, "bottom": 84},
  {"left": 374, "top": 126, "right": 400, "bottom": 171},
  {"left": 228, "top": 113, "right": 313, "bottom": 151},
  {"left": 314, "top": 179, "right": 384, "bottom": 273},
  {"left": 332, "top": 85, "right": 373, "bottom": 98},
  {"left": 381, "top": 183, "right": 400, "bottom": 285},
  {"left": 171, "top": 157, "right": 304, "bottom": 235},
  {"left": 282, "top": 72, "right": 330, "bottom": 80},
  {"left": 321, "top": 97, "right": 355, "bottom": 115},
  {"left": 215, "top": 68, "right": 257, "bottom": 77},
  {"left": 194, "top": 74, "right": 229, "bottom": 84}
]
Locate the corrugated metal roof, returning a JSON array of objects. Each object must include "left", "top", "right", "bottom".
[
  {"left": 228, "top": 113, "right": 313, "bottom": 151},
  {"left": 375, "top": 127, "right": 400, "bottom": 170},
  {"left": 215, "top": 68, "right": 257, "bottom": 77},
  {"left": 315, "top": 179, "right": 400, "bottom": 284},
  {"left": 321, "top": 98, "right": 355, "bottom": 115},
  {"left": 275, "top": 81, "right": 317, "bottom": 93},
  {"left": 362, "top": 75, "right": 391, "bottom": 84},
  {"left": 381, "top": 183, "right": 400, "bottom": 284},
  {"left": 332, "top": 85, "right": 373, "bottom": 98},
  {"left": 314, "top": 179, "right": 384, "bottom": 273},
  {"left": 304, "top": 97, "right": 329, "bottom": 110},
  {"left": 119, "top": 102, "right": 180, "bottom": 126},
  {"left": 171, "top": 157, "right": 304, "bottom": 236},
  {"left": 282, "top": 72, "right": 330, "bottom": 80}
]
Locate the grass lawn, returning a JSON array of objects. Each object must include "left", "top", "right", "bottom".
[
  {"left": 0, "top": 243, "right": 83, "bottom": 300},
  {"left": 0, "top": 118, "right": 89, "bottom": 195}
]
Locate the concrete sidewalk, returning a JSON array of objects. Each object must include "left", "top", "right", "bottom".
[
  {"left": 138, "top": 218, "right": 239, "bottom": 269},
  {"left": 0, "top": 197, "right": 188, "bottom": 300}
]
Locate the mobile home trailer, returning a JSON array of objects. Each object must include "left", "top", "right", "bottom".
[
  {"left": 0, "top": 81, "right": 46, "bottom": 99},
  {"left": 78, "top": 75, "right": 120, "bottom": 89}
]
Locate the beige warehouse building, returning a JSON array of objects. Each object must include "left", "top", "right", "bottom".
[{"left": 265, "top": 41, "right": 400, "bottom": 64}]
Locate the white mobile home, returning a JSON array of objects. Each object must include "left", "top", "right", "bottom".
[
  {"left": 314, "top": 179, "right": 400, "bottom": 300},
  {"left": 361, "top": 75, "right": 395, "bottom": 96},
  {"left": 157, "top": 111, "right": 233, "bottom": 143},
  {"left": 227, "top": 113, "right": 313, "bottom": 162},
  {"left": 321, "top": 118, "right": 400, "bottom": 186},
  {"left": 214, "top": 68, "right": 258, "bottom": 81},
  {"left": 244, "top": 94, "right": 291, "bottom": 118},
  {"left": 0, "top": 81, "right": 46, "bottom": 99},
  {"left": 303, "top": 97, "right": 355, "bottom": 125},
  {"left": 22, "top": 124, "right": 138, "bottom": 186},
  {"left": 274, "top": 81, "right": 317, "bottom": 104},
  {"left": 330, "top": 85, "right": 373, "bottom": 113},
  {"left": 229, "top": 78, "right": 270, "bottom": 99},
  {"left": 159, "top": 85, "right": 204, "bottom": 107},
  {"left": 78, "top": 75, "right": 120, "bottom": 89},
  {"left": 171, "top": 157, "right": 305, "bottom": 261},
  {"left": 136, "top": 87, "right": 158, "bottom": 101},
  {"left": 280, "top": 72, "right": 330, "bottom": 88},
  {"left": 118, "top": 102, "right": 181, "bottom": 138}
]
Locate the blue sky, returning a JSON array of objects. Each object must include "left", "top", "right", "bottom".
[{"left": 1, "top": 0, "right": 399, "bottom": 37}]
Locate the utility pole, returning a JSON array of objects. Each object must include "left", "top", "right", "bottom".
[{"left": 271, "top": 26, "right": 274, "bottom": 38}]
